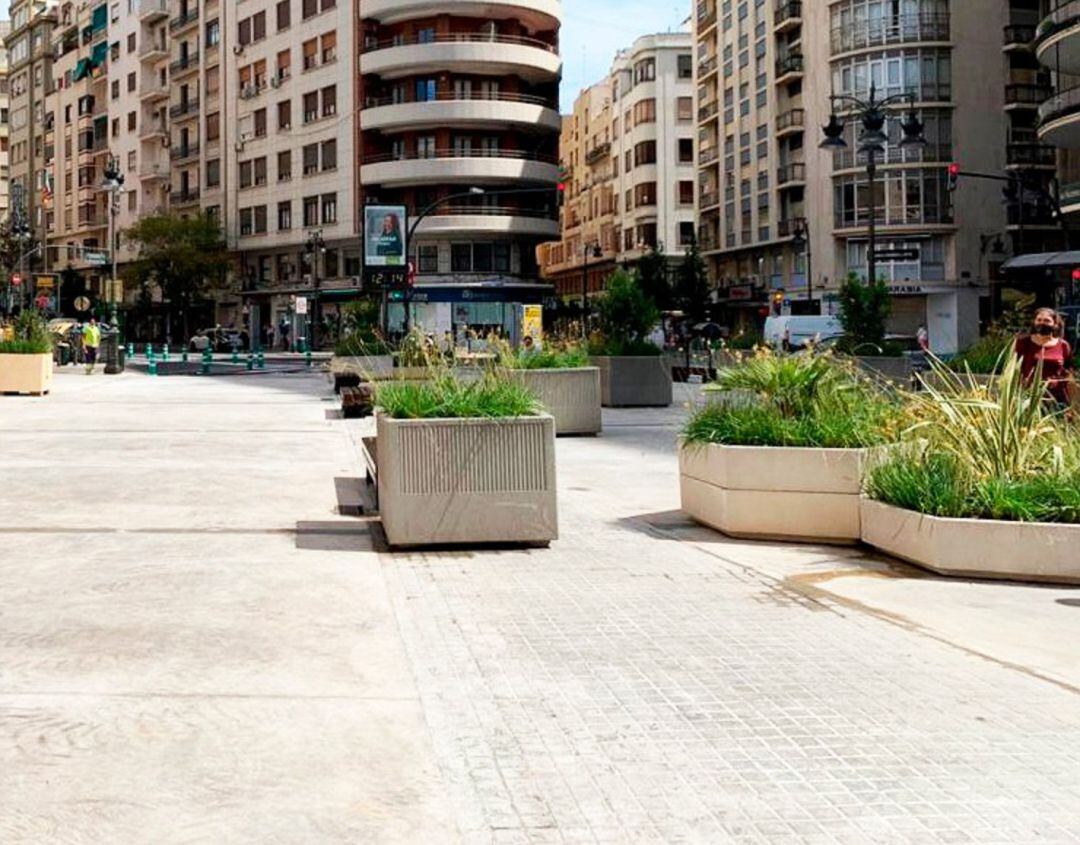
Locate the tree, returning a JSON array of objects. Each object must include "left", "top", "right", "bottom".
[
  {"left": 837, "top": 272, "right": 891, "bottom": 349},
  {"left": 675, "top": 234, "right": 710, "bottom": 323},
  {"left": 595, "top": 268, "right": 660, "bottom": 353},
  {"left": 124, "top": 213, "right": 229, "bottom": 341},
  {"left": 635, "top": 244, "right": 671, "bottom": 310},
  {"left": 0, "top": 223, "right": 40, "bottom": 315}
]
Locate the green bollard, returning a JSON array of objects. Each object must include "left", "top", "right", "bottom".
[
  {"left": 246, "top": 354, "right": 254, "bottom": 371},
  {"left": 231, "top": 348, "right": 239, "bottom": 364},
  {"left": 148, "top": 356, "right": 158, "bottom": 376},
  {"left": 305, "top": 349, "right": 312, "bottom": 368},
  {"left": 256, "top": 351, "right": 265, "bottom": 369},
  {"left": 127, "top": 342, "right": 134, "bottom": 357},
  {"left": 162, "top": 344, "right": 170, "bottom": 362},
  {"left": 182, "top": 349, "right": 189, "bottom": 363}
]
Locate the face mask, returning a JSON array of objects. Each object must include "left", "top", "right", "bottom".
[{"left": 1033, "top": 325, "right": 1054, "bottom": 337}]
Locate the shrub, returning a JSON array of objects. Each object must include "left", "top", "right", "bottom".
[
  {"left": 838, "top": 272, "right": 891, "bottom": 348},
  {"left": 0, "top": 309, "right": 52, "bottom": 354},
  {"left": 375, "top": 371, "right": 539, "bottom": 420},
  {"left": 334, "top": 331, "right": 391, "bottom": 358},
  {"left": 511, "top": 341, "right": 590, "bottom": 370},
  {"left": 949, "top": 332, "right": 1012, "bottom": 374},
  {"left": 593, "top": 268, "right": 660, "bottom": 355}
]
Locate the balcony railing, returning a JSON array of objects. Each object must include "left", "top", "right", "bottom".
[
  {"left": 169, "top": 9, "right": 199, "bottom": 31},
  {"left": 777, "top": 217, "right": 806, "bottom": 238},
  {"left": 774, "top": 1, "right": 802, "bottom": 28},
  {"left": 1036, "top": 0, "right": 1080, "bottom": 43},
  {"left": 700, "top": 146, "right": 719, "bottom": 165},
  {"left": 169, "top": 97, "right": 200, "bottom": 118},
  {"left": 698, "top": 56, "right": 717, "bottom": 77},
  {"left": 362, "top": 148, "right": 558, "bottom": 165},
  {"left": 699, "top": 190, "right": 720, "bottom": 209},
  {"left": 831, "top": 12, "right": 950, "bottom": 55},
  {"left": 1006, "top": 143, "right": 1056, "bottom": 167},
  {"left": 776, "top": 108, "right": 805, "bottom": 132},
  {"left": 775, "top": 54, "right": 804, "bottom": 79},
  {"left": 697, "top": 2, "right": 717, "bottom": 30},
  {"left": 777, "top": 163, "right": 806, "bottom": 185},
  {"left": 170, "top": 189, "right": 200, "bottom": 204},
  {"left": 1005, "top": 83, "right": 1052, "bottom": 106},
  {"left": 835, "top": 209, "right": 954, "bottom": 230},
  {"left": 1004, "top": 24, "right": 1036, "bottom": 46},
  {"left": 698, "top": 100, "right": 719, "bottom": 121},
  {"left": 361, "top": 32, "right": 557, "bottom": 55},
  {"left": 1038, "top": 85, "right": 1080, "bottom": 128},
  {"left": 170, "top": 142, "right": 201, "bottom": 161},
  {"left": 832, "top": 143, "right": 953, "bottom": 169},
  {"left": 170, "top": 52, "right": 200, "bottom": 73},
  {"left": 364, "top": 91, "right": 556, "bottom": 109},
  {"left": 585, "top": 142, "right": 610, "bottom": 165},
  {"left": 138, "top": 0, "right": 168, "bottom": 18}
]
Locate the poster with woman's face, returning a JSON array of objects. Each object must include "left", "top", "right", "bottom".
[{"left": 364, "top": 205, "right": 407, "bottom": 267}]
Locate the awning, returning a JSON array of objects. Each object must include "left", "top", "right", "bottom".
[
  {"left": 1002, "top": 251, "right": 1080, "bottom": 270},
  {"left": 90, "top": 4, "right": 108, "bottom": 31},
  {"left": 90, "top": 41, "right": 109, "bottom": 67},
  {"left": 72, "top": 59, "right": 91, "bottom": 82}
]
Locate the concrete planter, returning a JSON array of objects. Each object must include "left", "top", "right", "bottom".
[
  {"left": 853, "top": 356, "right": 913, "bottom": 384},
  {"left": 860, "top": 499, "right": 1080, "bottom": 585},
  {"left": 0, "top": 353, "right": 53, "bottom": 395},
  {"left": 513, "top": 367, "right": 601, "bottom": 435},
  {"left": 679, "top": 442, "right": 865, "bottom": 543},
  {"left": 330, "top": 354, "right": 395, "bottom": 379},
  {"left": 591, "top": 355, "right": 672, "bottom": 407},
  {"left": 375, "top": 412, "right": 558, "bottom": 548}
]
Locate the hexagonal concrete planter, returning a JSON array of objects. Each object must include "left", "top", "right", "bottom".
[
  {"left": 860, "top": 499, "right": 1080, "bottom": 585},
  {"left": 0, "top": 353, "right": 53, "bottom": 396},
  {"left": 591, "top": 355, "right": 672, "bottom": 407},
  {"left": 513, "top": 367, "right": 601, "bottom": 435},
  {"left": 376, "top": 412, "right": 557, "bottom": 548},
  {"left": 679, "top": 443, "right": 866, "bottom": 543}
]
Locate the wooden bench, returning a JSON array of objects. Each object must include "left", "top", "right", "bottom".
[
  {"left": 361, "top": 436, "right": 378, "bottom": 510},
  {"left": 340, "top": 385, "right": 375, "bottom": 418}
]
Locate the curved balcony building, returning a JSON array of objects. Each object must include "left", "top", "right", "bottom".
[{"left": 358, "top": 0, "right": 562, "bottom": 297}]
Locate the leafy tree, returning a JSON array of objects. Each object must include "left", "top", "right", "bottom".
[
  {"left": 635, "top": 244, "right": 671, "bottom": 310},
  {"left": 675, "top": 234, "right": 710, "bottom": 323},
  {"left": 0, "top": 223, "right": 40, "bottom": 314},
  {"left": 123, "top": 213, "right": 229, "bottom": 341},
  {"left": 838, "top": 272, "right": 891, "bottom": 349},
  {"left": 594, "top": 268, "right": 661, "bottom": 354}
]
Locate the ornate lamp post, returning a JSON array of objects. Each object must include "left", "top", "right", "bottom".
[
  {"left": 101, "top": 155, "right": 125, "bottom": 331},
  {"left": 303, "top": 229, "right": 326, "bottom": 350},
  {"left": 581, "top": 241, "right": 602, "bottom": 340},
  {"left": 820, "top": 85, "right": 927, "bottom": 287}
]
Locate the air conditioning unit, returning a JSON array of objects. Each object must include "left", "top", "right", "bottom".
[
  {"left": 269, "top": 77, "right": 280, "bottom": 89},
  {"left": 234, "top": 142, "right": 245, "bottom": 153},
  {"left": 240, "top": 85, "right": 257, "bottom": 99}
]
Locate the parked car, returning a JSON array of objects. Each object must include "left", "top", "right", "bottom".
[
  {"left": 763, "top": 315, "right": 844, "bottom": 350},
  {"left": 189, "top": 327, "right": 249, "bottom": 352}
]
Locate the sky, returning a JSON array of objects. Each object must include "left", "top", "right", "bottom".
[{"left": 560, "top": 0, "right": 688, "bottom": 112}]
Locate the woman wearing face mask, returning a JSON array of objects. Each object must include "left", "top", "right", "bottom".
[{"left": 1014, "top": 308, "right": 1073, "bottom": 405}]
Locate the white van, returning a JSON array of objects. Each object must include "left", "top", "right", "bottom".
[{"left": 763, "top": 315, "right": 844, "bottom": 350}]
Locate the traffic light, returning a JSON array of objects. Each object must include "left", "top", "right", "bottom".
[{"left": 947, "top": 163, "right": 960, "bottom": 192}]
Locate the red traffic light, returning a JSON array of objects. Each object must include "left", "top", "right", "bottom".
[
  {"left": 948, "top": 163, "right": 960, "bottom": 176},
  {"left": 1071, "top": 268, "right": 1080, "bottom": 282},
  {"left": 557, "top": 182, "right": 566, "bottom": 192}
]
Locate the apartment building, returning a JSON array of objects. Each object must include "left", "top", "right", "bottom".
[
  {"left": 0, "top": 23, "right": 11, "bottom": 223},
  {"left": 357, "top": 0, "right": 562, "bottom": 330},
  {"left": 694, "top": 0, "right": 1010, "bottom": 352},
  {"left": 1035, "top": 2, "right": 1080, "bottom": 239},
  {"left": 540, "top": 33, "right": 697, "bottom": 301},
  {"left": 6, "top": 0, "right": 57, "bottom": 245}
]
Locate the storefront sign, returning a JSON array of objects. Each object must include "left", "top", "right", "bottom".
[{"left": 728, "top": 284, "right": 753, "bottom": 300}]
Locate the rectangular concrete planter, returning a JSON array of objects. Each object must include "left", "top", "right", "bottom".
[
  {"left": 330, "top": 354, "right": 395, "bottom": 378},
  {"left": 513, "top": 367, "right": 601, "bottom": 435},
  {"left": 860, "top": 499, "right": 1080, "bottom": 585},
  {"left": 0, "top": 353, "right": 53, "bottom": 395},
  {"left": 591, "top": 355, "right": 672, "bottom": 407},
  {"left": 679, "top": 442, "right": 865, "bottom": 543},
  {"left": 376, "top": 412, "right": 557, "bottom": 548}
]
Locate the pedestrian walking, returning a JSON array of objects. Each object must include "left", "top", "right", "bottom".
[
  {"left": 916, "top": 324, "right": 930, "bottom": 353},
  {"left": 82, "top": 316, "right": 101, "bottom": 375}
]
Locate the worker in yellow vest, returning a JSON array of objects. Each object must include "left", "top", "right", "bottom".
[{"left": 82, "top": 316, "right": 101, "bottom": 375}]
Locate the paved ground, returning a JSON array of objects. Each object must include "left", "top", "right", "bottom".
[{"left": 2, "top": 368, "right": 1080, "bottom": 843}]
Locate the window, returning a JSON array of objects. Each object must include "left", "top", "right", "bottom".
[
  {"left": 206, "top": 66, "right": 220, "bottom": 96},
  {"left": 205, "top": 158, "right": 220, "bottom": 187},
  {"left": 302, "top": 143, "right": 318, "bottom": 174},
  {"left": 302, "top": 38, "right": 317, "bottom": 70},
  {"left": 677, "top": 97, "right": 692, "bottom": 121},
  {"left": 451, "top": 243, "right": 471, "bottom": 272},
  {"left": 128, "top": 192, "right": 137, "bottom": 212},
  {"left": 254, "top": 205, "right": 267, "bottom": 234},
  {"left": 110, "top": 80, "right": 119, "bottom": 100},
  {"left": 320, "top": 138, "right": 336, "bottom": 170},
  {"left": 633, "top": 99, "right": 655, "bottom": 124},
  {"left": 303, "top": 195, "right": 318, "bottom": 226},
  {"left": 677, "top": 54, "right": 692, "bottom": 79},
  {"left": 418, "top": 244, "right": 438, "bottom": 272},
  {"left": 239, "top": 160, "right": 253, "bottom": 188},
  {"left": 253, "top": 108, "right": 266, "bottom": 137},
  {"left": 302, "top": 0, "right": 316, "bottom": 19},
  {"left": 634, "top": 58, "right": 655, "bottom": 83},
  {"left": 633, "top": 140, "right": 656, "bottom": 167},
  {"left": 278, "top": 150, "right": 291, "bottom": 181},
  {"left": 321, "top": 85, "right": 336, "bottom": 117},
  {"left": 678, "top": 181, "right": 694, "bottom": 204},
  {"left": 320, "top": 31, "right": 336, "bottom": 64},
  {"left": 238, "top": 17, "right": 251, "bottom": 45},
  {"left": 253, "top": 59, "right": 267, "bottom": 89},
  {"left": 277, "top": 0, "right": 290, "bottom": 30},
  {"left": 127, "top": 32, "right": 135, "bottom": 53},
  {"left": 254, "top": 156, "right": 267, "bottom": 185},
  {"left": 127, "top": 72, "right": 136, "bottom": 92},
  {"left": 206, "top": 111, "right": 220, "bottom": 142},
  {"left": 277, "top": 100, "right": 291, "bottom": 130},
  {"left": 127, "top": 111, "right": 136, "bottom": 131},
  {"left": 303, "top": 92, "right": 318, "bottom": 123},
  {"left": 239, "top": 207, "right": 253, "bottom": 235},
  {"left": 252, "top": 11, "right": 266, "bottom": 41},
  {"left": 206, "top": 19, "right": 220, "bottom": 48},
  {"left": 278, "top": 200, "right": 292, "bottom": 230},
  {"left": 634, "top": 182, "right": 656, "bottom": 207},
  {"left": 276, "top": 49, "right": 291, "bottom": 80},
  {"left": 321, "top": 193, "right": 336, "bottom": 224},
  {"left": 678, "top": 138, "right": 693, "bottom": 163}
]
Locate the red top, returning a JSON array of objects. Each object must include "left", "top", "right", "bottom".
[{"left": 1014, "top": 335, "right": 1073, "bottom": 403}]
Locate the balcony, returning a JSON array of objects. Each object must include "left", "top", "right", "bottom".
[
  {"left": 169, "top": 96, "right": 200, "bottom": 120},
  {"left": 774, "top": 1, "right": 802, "bottom": 34},
  {"left": 169, "top": 9, "right": 199, "bottom": 33},
  {"left": 698, "top": 100, "right": 719, "bottom": 122},
  {"left": 170, "top": 142, "right": 200, "bottom": 162},
  {"left": 139, "top": 120, "right": 168, "bottom": 141},
  {"left": 411, "top": 206, "right": 559, "bottom": 239},
  {"left": 1036, "top": 1, "right": 1080, "bottom": 75},
  {"left": 360, "top": 33, "right": 560, "bottom": 84},
  {"left": 140, "top": 80, "right": 169, "bottom": 102},
  {"left": 139, "top": 163, "right": 169, "bottom": 181},
  {"left": 1003, "top": 24, "right": 1035, "bottom": 50},
  {"left": 1005, "top": 143, "right": 1056, "bottom": 169},
  {"left": 830, "top": 12, "right": 950, "bottom": 56},
  {"left": 696, "top": 2, "right": 717, "bottom": 33},
  {"left": 775, "top": 108, "right": 804, "bottom": 137},
  {"left": 1005, "top": 83, "right": 1051, "bottom": 109},
  {"left": 362, "top": 0, "right": 560, "bottom": 27},
  {"left": 774, "top": 53, "right": 804, "bottom": 84},
  {"left": 170, "top": 52, "right": 200, "bottom": 76},
  {"left": 1038, "top": 85, "right": 1080, "bottom": 147},
  {"left": 361, "top": 92, "right": 560, "bottom": 134},
  {"left": 139, "top": 41, "right": 169, "bottom": 62},
  {"left": 77, "top": 136, "right": 108, "bottom": 155},
  {"left": 138, "top": 0, "right": 168, "bottom": 22},
  {"left": 698, "top": 55, "right": 717, "bottom": 79},
  {"left": 170, "top": 189, "right": 200, "bottom": 205},
  {"left": 699, "top": 189, "right": 720, "bottom": 210},
  {"left": 1059, "top": 181, "right": 1080, "bottom": 214},
  {"left": 777, "top": 163, "right": 806, "bottom": 187},
  {"left": 777, "top": 217, "right": 806, "bottom": 238},
  {"left": 585, "top": 141, "right": 610, "bottom": 165},
  {"left": 360, "top": 148, "right": 559, "bottom": 188},
  {"left": 700, "top": 146, "right": 719, "bottom": 165}
]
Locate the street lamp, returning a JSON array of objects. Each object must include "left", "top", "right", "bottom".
[
  {"left": 791, "top": 218, "right": 813, "bottom": 314},
  {"left": 303, "top": 228, "right": 326, "bottom": 351},
  {"left": 820, "top": 84, "right": 926, "bottom": 288},
  {"left": 402, "top": 186, "right": 485, "bottom": 334},
  {"left": 11, "top": 217, "right": 31, "bottom": 313},
  {"left": 581, "top": 240, "right": 602, "bottom": 340},
  {"left": 101, "top": 155, "right": 125, "bottom": 331}
]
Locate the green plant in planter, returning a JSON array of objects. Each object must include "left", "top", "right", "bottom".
[
  {"left": 589, "top": 269, "right": 661, "bottom": 357},
  {"left": 334, "top": 331, "right": 391, "bottom": 358},
  {"left": 684, "top": 349, "right": 899, "bottom": 448},
  {"left": 0, "top": 309, "right": 53, "bottom": 354},
  {"left": 509, "top": 340, "right": 590, "bottom": 370},
  {"left": 837, "top": 272, "right": 891, "bottom": 350},
  {"left": 375, "top": 370, "right": 539, "bottom": 420}
]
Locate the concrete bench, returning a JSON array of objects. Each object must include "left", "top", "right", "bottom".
[{"left": 361, "top": 436, "right": 378, "bottom": 511}]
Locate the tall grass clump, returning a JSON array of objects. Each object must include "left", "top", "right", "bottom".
[
  {"left": 0, "top": 309, "right": 53, "bottom": 355},
  {"left": 510, "top": 340, "right": 590, "bottom": 370},
  {"left": 375, "top": 370, "right": 538, "bottom": 420}
]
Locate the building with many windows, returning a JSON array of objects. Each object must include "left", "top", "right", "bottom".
[
  {"left": 540, "top": 32, "right": 696, "bottom": 304},
  {"left": 694, "top": 0, "right": 1016, "bottom": 352},
  {"left": 0, "top": 22, "right": 12, "bottom": 224}
]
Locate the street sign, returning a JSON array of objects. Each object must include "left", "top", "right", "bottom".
[
  {"left": 85, "top": 251, "right": 109, "bottom": 266},
  {"left": 11, "top": 273, "right": 22, "bottom": 286},
  {"left": 295, "top": 297, "right": 308, "bottom": 315},
  {"left": 74, "top": 296, "right": 91, "bottom": 312},
  {"left": 871, "top": 248, "right": 920, "bottom": 261},
  {"left": 35, "top": 274, "right": 56, "bottom": 289}
]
